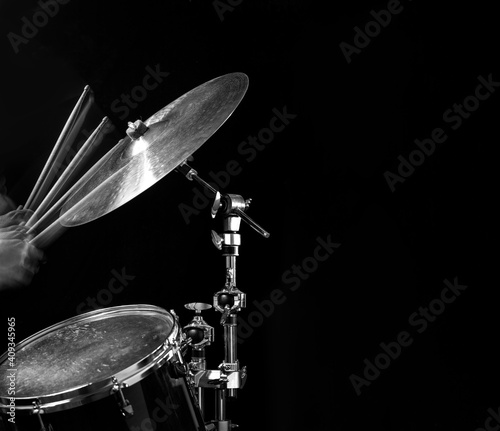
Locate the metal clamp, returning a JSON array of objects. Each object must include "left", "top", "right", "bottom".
[{"left": 193, "top": 367, "right": 247, "bottom": 390}]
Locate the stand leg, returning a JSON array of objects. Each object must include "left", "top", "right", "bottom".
[
  {"left": 198, "top": 387, "right": 205, "bottom": 420},
  {"left": 224, "top": 314, "right": 238, "bottom": 398},
  {"left": 215, "top": 389, "right": 231, "bottom": 431}
]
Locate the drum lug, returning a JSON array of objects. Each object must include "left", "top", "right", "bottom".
[
  {"left": 111, "top": 377, "right": 134, "bottom": 418},
  {"left": 32, "top": 401, "right": 53, "bottom": 431}
]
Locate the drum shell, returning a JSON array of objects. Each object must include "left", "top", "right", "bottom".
[
  {"left": 0, "top": 357, "right": 204, "bottom": 431},
  {"left": 0, "top": 305, "right": 205, "bottom": 431}
]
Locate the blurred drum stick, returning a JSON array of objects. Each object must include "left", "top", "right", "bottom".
[
  {"left": 26, "top": 117, "right": 111, "bottom": 228},
  {"left": 28, "top": 144, "right": 117, "bottom": 249},
  {"left": 29, "top": 216, "right": 67, "bottom": 249},
  {"left": 27, "top": 136, "right": 116, "bottom": 240},
  {"left": 25, "top": 86, "right": 93, "bottom": 211}
]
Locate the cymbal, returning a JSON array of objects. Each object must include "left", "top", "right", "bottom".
[{"left": 58, "top": 72, "right": 249, "bottom": 227}]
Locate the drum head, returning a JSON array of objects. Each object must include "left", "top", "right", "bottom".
[{"left": 0, "top": 305, "right": 178, "bottom": 411}]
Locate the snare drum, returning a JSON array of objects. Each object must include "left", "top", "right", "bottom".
[{"left": 0, "top": 305, "right": 205, "bottom": 431}]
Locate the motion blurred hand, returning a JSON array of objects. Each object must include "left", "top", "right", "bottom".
[
  {"left": 0, "top": 175, "right": 16, "bottom": 216},
  {"left": 0, "top": 207, "right": 33, "bottom": 228},
  {"left": 0, "top": 212, "right": 45, "bottom": 292}
]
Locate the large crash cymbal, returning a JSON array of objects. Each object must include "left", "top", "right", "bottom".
[{"left": 58, "top": 72, "right": 249, "bottom": 227}]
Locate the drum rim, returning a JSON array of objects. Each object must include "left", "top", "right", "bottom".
[{"left": 0, "top": 304, "right": 181, "bottom": 413}]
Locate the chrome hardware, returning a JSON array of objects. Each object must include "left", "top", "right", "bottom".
[
  {"left": 220, "top": 304, "right": 231, "bottom": 325},
  {"left": 125, "top": 119, "right": 149, "bottom": 139},
  {"left": 211, "top": 191, "right": 222, "bottom": 218},
  {"left": 176, "top": 161, "right": 270, "bottom": 429},
  {"left": 111, "top": 377, "right": 134, "bottom": 417},
  {"left": 214, "top": 288, "right": 246, "bottom": 315},
  {"left": 211, "top": 230, "right": 223, "bottom": 250},
  {"left": 32, "top": 401, "right": 52, "bottom": 431},
  {"left": 183, "top": 303, "right": 214, "bottom": 350}
]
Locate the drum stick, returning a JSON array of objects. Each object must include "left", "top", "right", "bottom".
[
  {"left": 26, "top": 135, "right": 116, "bottom": 238},
  {"left": 26, "top": 117, "right": 110, "bottom": 228},
  {"left": 24, "top": 86, "right": 93, "bottom": 211},
  {"left": 28, "top": 147, "right": 115, "bottom": 248},
  {"left": 29, "top": 216, "right": 67, "bottom": 249}
]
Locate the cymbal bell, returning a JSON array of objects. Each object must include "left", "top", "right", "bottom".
[{"left": 59, "top": 72, "right": 249, "bottom": 227}]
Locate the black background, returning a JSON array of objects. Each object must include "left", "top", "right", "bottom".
[{"left": 0, "top": 0, "right": 498, "bottom": 430}]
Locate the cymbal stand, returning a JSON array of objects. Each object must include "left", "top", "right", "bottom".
[
  {"left": 182, "top": 302, "right": 214, "bottom": 420},
  {"left": 177, "top": 162, "right": 269, "bottom": 431}
]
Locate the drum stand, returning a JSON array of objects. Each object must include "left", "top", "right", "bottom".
[{"left": 177, "top": 162, "right": 269, "bottom": 431}]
